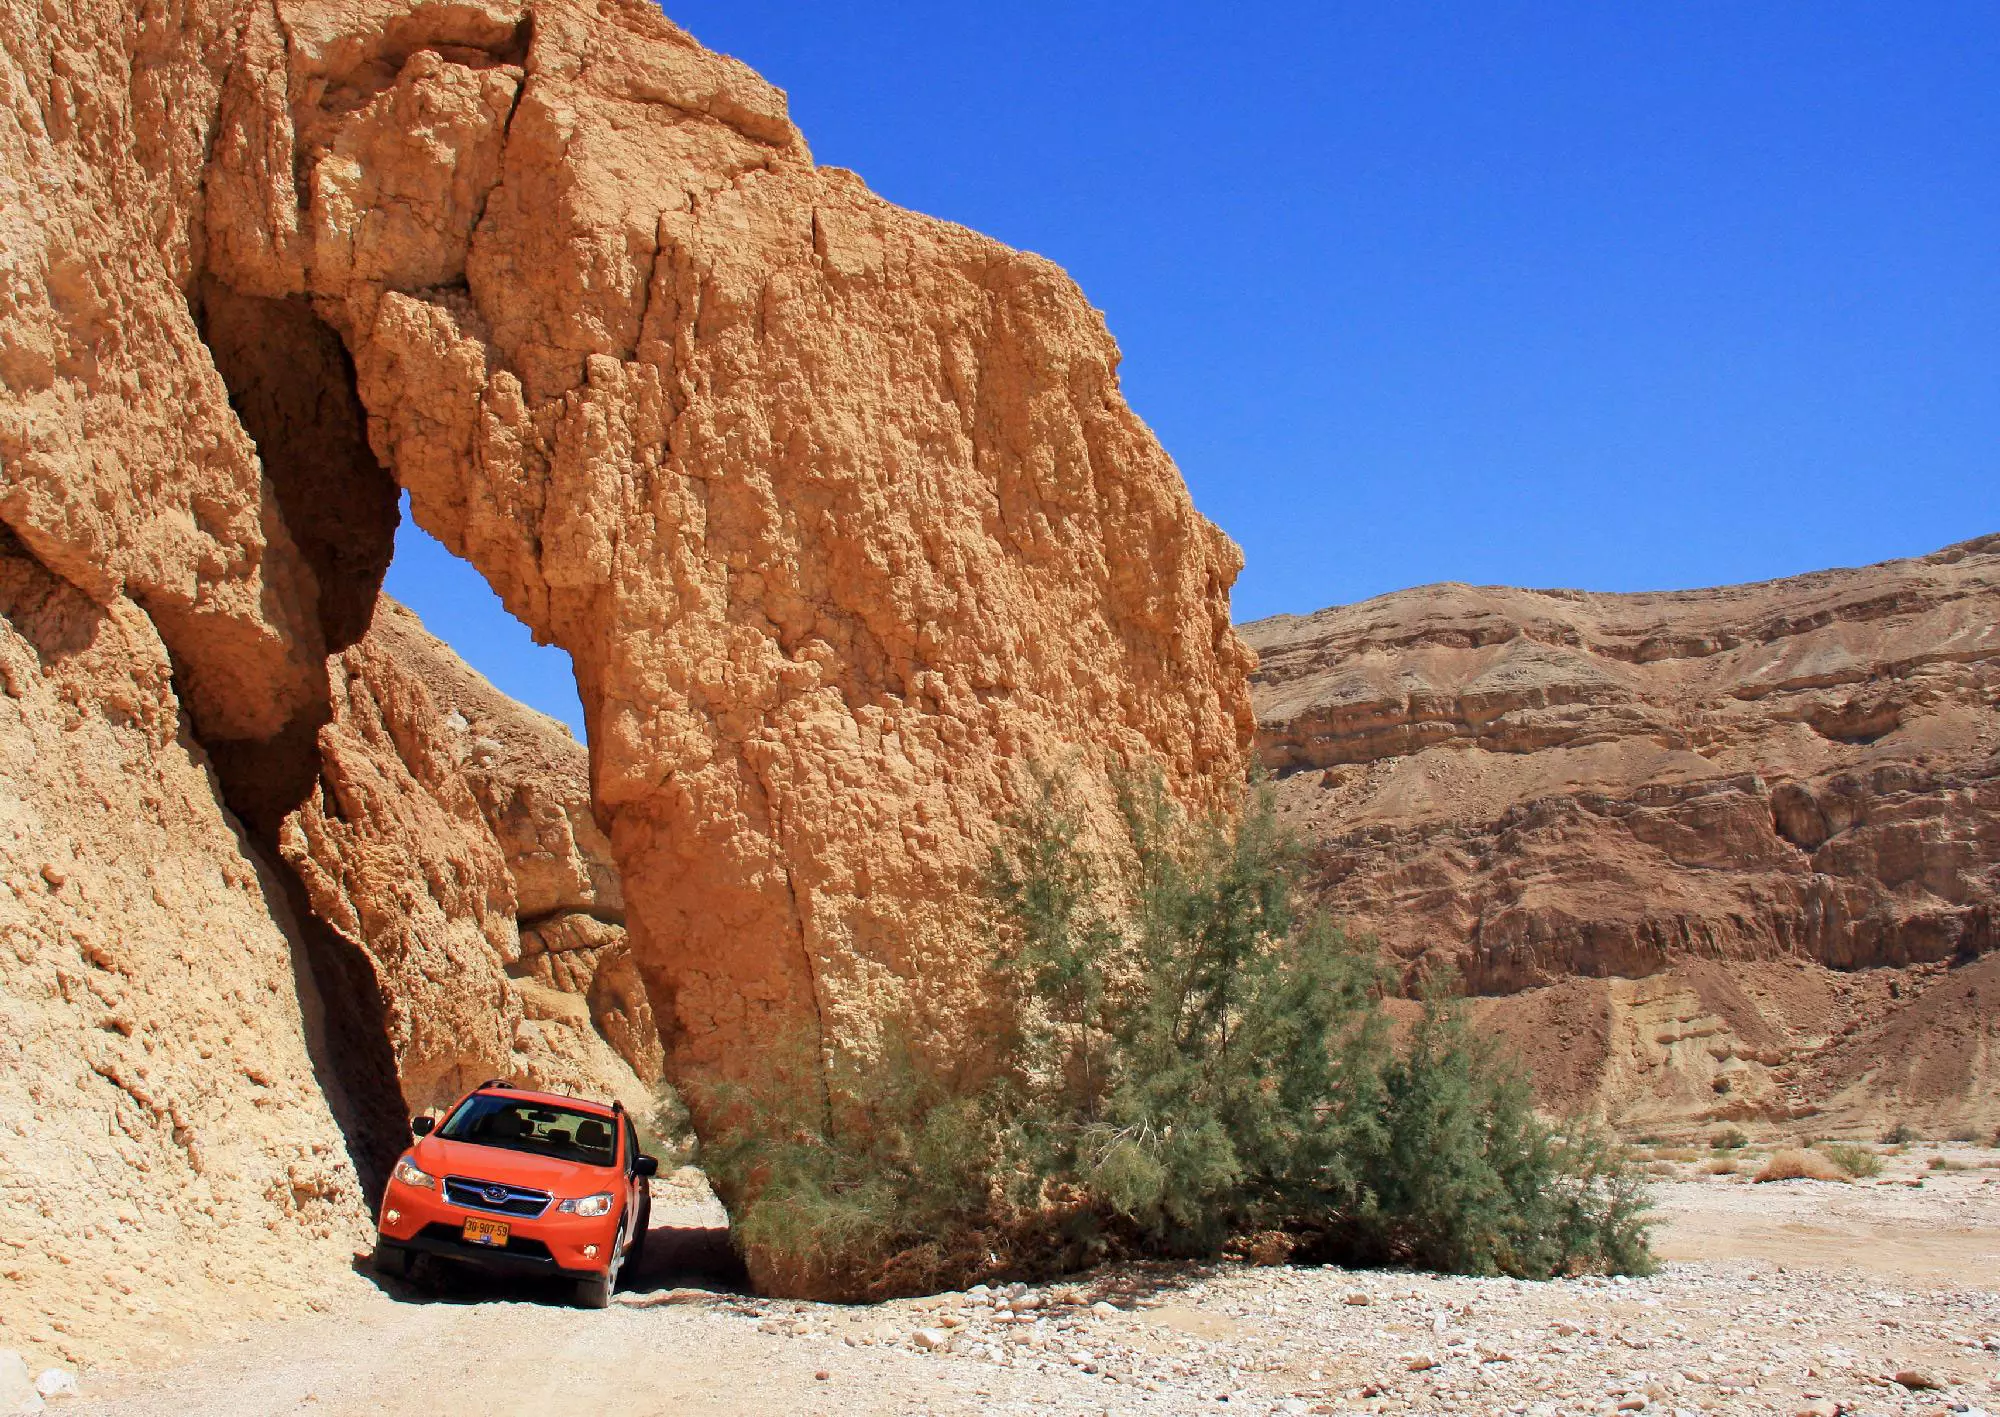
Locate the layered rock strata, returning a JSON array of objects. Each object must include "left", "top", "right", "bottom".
[{"left": 1249, "top": 537, "right": 2000, "bottom": 1133}]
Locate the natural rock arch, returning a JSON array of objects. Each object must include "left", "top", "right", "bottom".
[{"left": 2, "top": 0, "right": 1254, "bottom": 1246}]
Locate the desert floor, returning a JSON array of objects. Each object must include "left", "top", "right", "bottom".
[{"left": 54, "top": 1145, "right": 2000, "bottom": 1417}]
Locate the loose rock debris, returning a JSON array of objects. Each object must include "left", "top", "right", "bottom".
[{"left": 50, "top": 1168, "right": 2000, "bottom": 1416}]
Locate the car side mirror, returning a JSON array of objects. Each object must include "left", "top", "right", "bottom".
[
  {"left": 411, "top": 1116, "right": 434, "bottom": 1137},
  {"left": 634, "top": 1154, "right": 659, "bottom": 1178}
]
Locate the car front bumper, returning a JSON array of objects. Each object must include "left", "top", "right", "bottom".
[{"left": 377, "top": 1178, "right": 619, "bottom": 1279}]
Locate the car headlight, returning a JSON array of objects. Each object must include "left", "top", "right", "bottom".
[
  {"left": 558, "top": 1192, "right": 613, "bottom": 1217},
  {"left": 393, "top": 1157, "right": 436, "bottom": 1190}
]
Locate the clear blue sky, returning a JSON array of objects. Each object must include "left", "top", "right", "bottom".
[{"left": 386, "top": 1, "right": 2000, "bottom": 739}]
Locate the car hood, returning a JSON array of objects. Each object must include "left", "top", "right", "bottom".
[{"left": 411, "top": 1137, "right": 617, "bottom": 1196}]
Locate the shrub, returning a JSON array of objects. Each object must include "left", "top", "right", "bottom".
[
  {"left": 1881, "top": 1122, "right": 1919, "bottom": 1146},
  {"left": 1754, "top": 1148, "right": 1846, "bottom": 1183},
  {"left": 1927, "top": 1155, "right": 1966, "bottom": 1172},
  {"left": 1705, "top": 1157, "right": 1738, "bottom": 1176},
  {"left": 630, "top": 1082, "right": 696, "bottom": 1168},
  {"left": 1709, "top": 1127, "right": 1748, "bottom": 1152},
  {"left": 1334, "top": 979, "right": 1652, "bottom": 1277},
  {"left": 697, "top": 769, "right": 1653, "bottom": 1293},
  {"left": 1814, "top": 1142, "right": 1882, "bottom": 1179},
  {"left": 695, "top": 1025, "right": 1007, "bottom": 1295}
]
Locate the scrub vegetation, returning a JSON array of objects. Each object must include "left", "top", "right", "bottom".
[{"left": 697, "top": 772, "right": 1653, "bottom": 1298}]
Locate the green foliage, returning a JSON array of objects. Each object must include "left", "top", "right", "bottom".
[
  {"left": 693, "top": 1026, "right": 1007, "bottom": 1295},
  {"left": 1338, "top": 982, "right": 1653, "bottom": 1276},
  {"left": 1814, "top": 1141, "right": 1882, "bottom": 1179},
  {"left": 629, "top": 1082, "right": 696, "bottom": 1168},
  {"left": 701, "top": 767, "right": 1653, "bottom": 1294}
]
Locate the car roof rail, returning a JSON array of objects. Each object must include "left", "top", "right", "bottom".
[{"left": 611, "top": 1099, "right": 624, "bottom": 1113}]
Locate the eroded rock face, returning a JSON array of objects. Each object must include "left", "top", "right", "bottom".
[
  {"left": 0, "top": 533, "right": 365, "bottom": 1368},
  {"left": 282, "top": 597, "right": 661, "bottom": 1111},
  {"left": 195, "top": 0, "right": 1252, "bottom": 1090},
  {"left": 1250, "top": 537, "right": 2000, "bottom": 1131},
  {"left": 1, "top": 0, "right": 1252, "bottom": 1325}
]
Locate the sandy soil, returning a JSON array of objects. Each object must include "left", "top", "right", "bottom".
[{"left": 50, "top": 1152, "right": 2000, "bottom": 1417}]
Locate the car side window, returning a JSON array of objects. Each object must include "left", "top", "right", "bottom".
[{"left": 624, "top": 1117, "right": 641, "bottom": 1174}]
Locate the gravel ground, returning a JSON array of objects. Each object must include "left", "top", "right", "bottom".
[{"left": 48, "top": 1150, "right": 2000, "bottom": 1417}]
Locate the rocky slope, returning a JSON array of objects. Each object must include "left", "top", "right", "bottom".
[
  {"left": 0, "top": 530, "right": 363, "bottom": 1370},
  {"left": 0, "top": 0, "right": 1252, "bottom": 1344},
  {"left": 280, "top": 598, "right": 665, "bottom": 1121},
  {"left": 1247, "top": 536, "right": 2000, "bottom": 1134}
]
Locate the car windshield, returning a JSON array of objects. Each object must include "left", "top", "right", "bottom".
[{"left": 438, "top": 1095, "right": 618, "bottom": 1166}]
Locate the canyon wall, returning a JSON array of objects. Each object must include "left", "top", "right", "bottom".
[
  {"left": 4, "top": 0, "right": 1250, "bottom": 1089},
  {"left": 279, "top": 597, "right": 663, "bottom": 1120},
  {"left": 0, "top": 531, "right": 365, "bottom": 1369},
  {"left": 1248, "top": 536, "right": 2000, "bottom": 1134},
  {"left": 0, "top": 0, "right": 1252, "bottom": 1348}
]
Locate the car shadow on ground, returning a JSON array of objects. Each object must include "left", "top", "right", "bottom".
[{"left": 354, "top": 1220, "right": 749, "bottom": 1308}]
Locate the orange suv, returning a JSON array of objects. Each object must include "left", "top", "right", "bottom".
[{"left": 372, "top": 1081, "right": 658, "bottom": 1307}]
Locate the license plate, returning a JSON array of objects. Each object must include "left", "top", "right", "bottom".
[{"left": 462, "top": 1217, "right": 510, "bottom": 1247}]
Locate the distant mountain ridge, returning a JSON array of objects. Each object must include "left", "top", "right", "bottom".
[{"left": 1245, "top": 535, "right": 2000, "bottom": 1134}]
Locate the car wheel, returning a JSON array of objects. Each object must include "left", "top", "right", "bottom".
[
  {"left": 576, "top": 1231, "right": 623, "bottom": 1309},
  {"left": 627, "top": 1194, "right": 651, "bottom": 1269},
  {"left": 575, "top": 1262, "right": 615, "bottom": 1309},
  {"left": 372, "top": 1242, "right": 415, "bottom": 1281}
]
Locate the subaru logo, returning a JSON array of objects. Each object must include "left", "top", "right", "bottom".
[{"left": 482, "top": 1185, "right": 508, "bottom": 1205}]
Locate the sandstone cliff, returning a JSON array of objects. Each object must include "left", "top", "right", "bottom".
[
  {"left": 2, "top": 0, "right": 1250, "bottom": 1084},
  {"left": 280, "top": 597, "right": 662, "bottom": 1118},
  {"left": 0, "top": 0, "right": 1253, "bottom": 1343},
  {"left": 0, "top": 531, "right": 364, "bottom": 1368},
  {"left": 1248, "top": 537, "right": 2000, "bottom": 1133}
]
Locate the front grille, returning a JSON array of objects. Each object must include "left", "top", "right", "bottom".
[
  {"left": 442, "top": 1175, "right": 552, "bottom": 1218},
  {"left": 418, "top": 1222, "right": 553, "bottom": 1261}
]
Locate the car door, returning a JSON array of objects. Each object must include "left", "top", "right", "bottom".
[{"left": 621, "top": 1115, "right": 645, "bottom": 1244}]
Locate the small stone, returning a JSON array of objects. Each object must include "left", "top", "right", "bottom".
[
  {"left": 1795, "top": 1401, "right": 1840, "bottom": 1417},
  {"left": 1616, "top": 1398, "right": 1648, "bottom": 1413},
  {"left": 913, "top": 1327, "right": 950, "bottom": 1352},
  {"left": 1344, "top": 1292, "right": 1372, "bottom": 1306},
  {"left": 1404, "top": 1352, "right": 1437, "bottom": 1371},
  {"left": 33, "top": 1370, "right": 77, "bottom": 1401},
  {"left": 1893, "top": 1370, "right": 1941, "bottom": 1390},
  {"left": 1008, "top": 1293, "right": 1044, "bottom": 1312},
  {"left": 1091, "top": 1301, "right": 1121, "bottom": 1319},
  {"left": 813, "top": 1371, "right": 829, "bottom": 1382}
]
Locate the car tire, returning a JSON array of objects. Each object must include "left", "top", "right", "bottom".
[
  {"left": 628, "top": 1194, "right": 651, "bottom": 1269},
  {"left": 576, "top": 1228, "right": 623, "bottom": 1309},
  {"left": 372, "top": 1242, "right": 415, "bottom": 1281},
  {"left": 575, "top": 1269, "right": 614, "bottom": 1309}
]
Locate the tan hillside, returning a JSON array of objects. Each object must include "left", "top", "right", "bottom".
[{"left": 1247, "top": 536, "right": 2000, "bottom": 1133}]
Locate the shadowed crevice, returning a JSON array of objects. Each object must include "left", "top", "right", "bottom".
[{"left": 177, "top": 276, "right": 413, "bottom": 1205}]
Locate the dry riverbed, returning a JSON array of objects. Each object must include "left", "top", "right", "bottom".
[{"left": 37, "top": 1147, "right": 2000, "bottom": 1417}]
